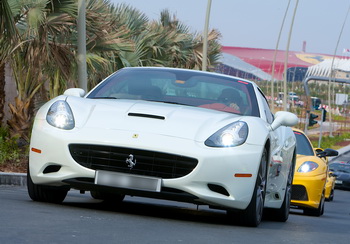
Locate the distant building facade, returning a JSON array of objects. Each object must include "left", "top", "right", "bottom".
[{"left": 217, "top": 46, "right": 346, "bottom": 82}]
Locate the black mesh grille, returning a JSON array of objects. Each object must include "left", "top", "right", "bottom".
[
  {"left": 291, "top": 185, "right": 308, "bottom": 201},
  {"left": 69, "top": 144, "right": 198, "bottom": 179}
]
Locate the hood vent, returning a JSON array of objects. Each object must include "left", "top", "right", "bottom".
[{"left": 128, "top": 112, "right": 165, "bottom": 120}]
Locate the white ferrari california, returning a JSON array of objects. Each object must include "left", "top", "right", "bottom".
[{"left": 28, "top": 67, "right": 298, "bottom": 227}]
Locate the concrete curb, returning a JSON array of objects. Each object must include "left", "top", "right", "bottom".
[{"left": 0, "top": 172, "right": 27, "bottom": 186}]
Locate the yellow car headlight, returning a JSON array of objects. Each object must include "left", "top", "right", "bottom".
[{"left": 298, "top": 161, "right": 318, "bottom": 173}]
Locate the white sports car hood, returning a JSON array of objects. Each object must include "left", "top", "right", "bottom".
[{"left": 66, "top": 96, "right": 242, "bottom": 142}]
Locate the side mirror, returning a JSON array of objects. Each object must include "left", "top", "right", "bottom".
[
  {"left": 316, "top": 148, "right": 338, "bottom": 158},
  {"left": 63, "top": 88, "right": 86, "bottom": 97},
  {"left": 270, "top": 111, "right": 298, "bottom": 131},
  {"left": 331, "top": 171, "right": 338, "bottom": 177}
]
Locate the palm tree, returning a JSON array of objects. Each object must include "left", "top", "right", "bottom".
[
  {"left": 83, "top": 0, "right": 136, "bottom": 89},
  {"left": 189, "top": 29, "right": 222, "bottom": 70},
  {"left": 131, "top": 9, "right": 221, "bottom": 69},
  {"left": 2, "top": 0, "right": 222, "bottom": 142},
  {"left": 4, "top": 0, "right": 77, "bottom": 140},
  {"left": 5, "top": 0, "right": 137, "bottom": 140},
  {"left": 47, "top": 0, "right": 139, "bottom": 94},
  {"left": 0, "top": 66, "right": 5, "bottom": 125},
  {"left": 0, "top": 0, "right": 20, "bottom": 125},
  {"left": 157, "top": 10, "right": 221, "bottom": 70}
]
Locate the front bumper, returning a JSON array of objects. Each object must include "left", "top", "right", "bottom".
[
  {"left": 334, "top": 179, "right": 350, "bottom": 189},
  {"left": 291, "top": 173, "right": 326, "bottom": 209},
  {"left": 324, "top": 177, "right": 335, "bottom": 199},
  {"left": 29, "top": 123, "right": 263, "bottom": 210}
]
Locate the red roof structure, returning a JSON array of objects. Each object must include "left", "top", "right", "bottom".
[{"left": 221, "top": 46, "right": 337, "bottom": 80}]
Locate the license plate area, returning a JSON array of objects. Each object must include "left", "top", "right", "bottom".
[{"left": 95, "top": 170, "right": 161, "bottom": 192}]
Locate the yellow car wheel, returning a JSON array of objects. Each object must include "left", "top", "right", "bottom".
[
  {"left": 303, "top": 191, "right": 325, "bottom": 217},
  {"left": 325, "top": 189, "right": 334, "bottom": 202}
]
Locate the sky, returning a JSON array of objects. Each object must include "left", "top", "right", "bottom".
[{"left": 111, "top": 0, "right": 350, "bottom": 56}]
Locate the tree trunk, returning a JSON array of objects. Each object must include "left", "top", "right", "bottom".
[
  {"left": 7, "top": 97, "right": 32, "bottom": 143},
  {"left": 0, "top": 64, "right": 5, "bottom": 125}
]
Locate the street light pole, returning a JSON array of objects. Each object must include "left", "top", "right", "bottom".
[
  {"left": 270, "top": 0, "right": 292, "bottom": 113},
  {"left": 283, "top": 0, "right": 299, "bottom": 111},
  {"left": 202, "top": 0, "right": 212, "bottom": 71},
  {"left": 77, "top": 0, "right": 87, "bottom": 92}
]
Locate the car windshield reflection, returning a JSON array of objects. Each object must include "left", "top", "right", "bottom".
[
  {"left": 293, "top": 131, "right": 314, "bottom": 156},
  {"left": 87, "top": 68, "right": 260, "bottom": 117}
]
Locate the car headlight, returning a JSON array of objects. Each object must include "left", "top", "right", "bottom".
[
  {"left": 46, "top": 100, "right": 75, "bottom": 130},
  {"left": 297, "top": 161, "right": 318, "bottom": 173},
  {"left": 205, "top": 121, "right": 248, "bottom": 147}
]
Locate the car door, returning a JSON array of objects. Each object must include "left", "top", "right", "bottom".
[{"left": 256, "top": 88, "right": 295, "bottom": 203}]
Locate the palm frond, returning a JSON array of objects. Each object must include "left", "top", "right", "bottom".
[
  {"left": 0, "top": 0, "right": 19, "bottom": 42},
  {"left": 26, "top": 0, "right": 47, "bottom": 31},
  {"left": 111, "top": 2, "right": 148, "bottom": 34}
]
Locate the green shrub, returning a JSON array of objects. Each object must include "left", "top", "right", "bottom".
[{"left": 0, "top": 127, "right": 21, "bottom": 164}]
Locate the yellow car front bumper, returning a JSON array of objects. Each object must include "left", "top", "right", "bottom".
[{"left": 291, "top": 173, "right": 326, "bottom": 209}]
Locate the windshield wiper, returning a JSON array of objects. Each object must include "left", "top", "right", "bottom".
[
  {"left": 90, "top": 97, "right": 117, "bottom": 99},
  {"left": 160, "top": 101, "right": 188, "bottom": 106}
]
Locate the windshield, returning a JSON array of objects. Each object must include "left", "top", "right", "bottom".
[
  {"left": 329, "top": 163, "right": 350, "bottom": 173},
  {"left": 293, "top": 131, "right": 314, "bottom": 156},
  {"left": 87, "top": 68, "right": 259, "bottom": 116}
]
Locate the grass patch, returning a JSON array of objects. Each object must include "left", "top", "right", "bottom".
[{"left": 310, "top": 132, "right": 350, "bottom": 149}]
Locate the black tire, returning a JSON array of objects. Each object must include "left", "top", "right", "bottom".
[
  {"left": 230, "top": 148, "right": 267, "bottom": 227},
  {"left": 268, "top": 150, "right": 296, "bottom": 222},
  {"left": 303, "top": 192, "right": 325, "bottom": 217},
  {"left": 90, "top": 190, "right": 125, "bottom": 203},
  {"left": 326, "top": 189, "right": 334, "bottom": 202},
  {"left": 329, "top": 189, "right": 334, "bottom": 201},
  {"left": 27, "top": 168, "right": 68, "bottom": 204}
]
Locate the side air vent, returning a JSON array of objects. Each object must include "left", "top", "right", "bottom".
[
  {"left": 43, "top": 165, "right": 61, "bottom": 174},
  {"left": 291, "top": 185, "right": 308, "bottom": 201},
  {"left": 128, "top": 113, "right": 165, "bottom": 120},
  {"left": 208, "top": 184, "right": 230, "bottom": 196}
]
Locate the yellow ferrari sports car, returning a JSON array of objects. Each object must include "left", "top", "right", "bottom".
[
  {"left": 324, "top": 172, "right": 336, "bottom": 201},
  {"left": 291, "top": 129, "right": 338, "bottom": 216},
  {"left": 315, "top": 148, "right": 336, "bottom": 202}
]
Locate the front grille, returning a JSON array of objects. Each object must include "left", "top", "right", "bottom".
[
  {"left": 343, "top": 181, "right": 350, "bottom": 187},
  {"left": 69, "top": 144, "right": 198, "bottom": 179},
  {"left": 291, "top": 185, "right": 308, "bottom": 201}
]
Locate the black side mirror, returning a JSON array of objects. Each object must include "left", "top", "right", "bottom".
[{"left": 316, "top": 148, "right": 338, "bottom": 158}]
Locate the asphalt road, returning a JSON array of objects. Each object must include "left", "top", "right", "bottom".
[
  {"left": 331, "top": 150, "right": 350, "bottom": 163},
  {"left": 0, "top": 186, "right": 349, "bottom": 244}
]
